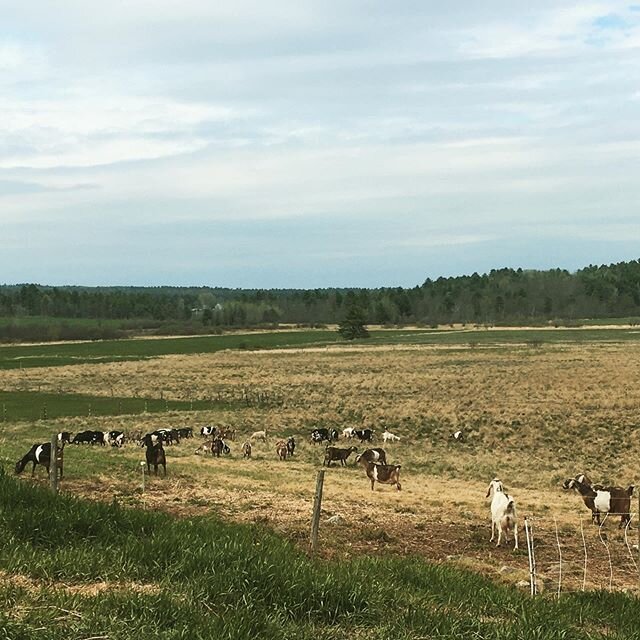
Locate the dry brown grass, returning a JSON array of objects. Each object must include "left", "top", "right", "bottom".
[{"left": 5, "top": 341, "right": 640, "bottom": 592}]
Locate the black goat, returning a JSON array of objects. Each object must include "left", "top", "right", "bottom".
[{"left": 141, "top": 434, "right": 167, "bottom": 476}]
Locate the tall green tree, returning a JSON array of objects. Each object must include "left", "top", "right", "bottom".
[{"left": 338, "top": 305, "right": 370, "bottom": 340}]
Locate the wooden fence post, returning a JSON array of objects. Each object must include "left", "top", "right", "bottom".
[
  {"left": 49, "top": 433, "right": 59, "bottom": 495},
  {"left": 310, "top": 469, "right": 325, "bottom": 553}
]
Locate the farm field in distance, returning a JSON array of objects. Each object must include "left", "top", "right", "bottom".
[{"left": 2, "top": 326, "right": 640, "bottom": 637}]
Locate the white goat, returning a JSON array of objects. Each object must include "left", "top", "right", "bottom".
[
  {"left": 382, "top": 430, "right": 400, "bottom": 443},
  {"left": 250, "top": 430, "right": 267, "bottom": 442},
  {"left": 486, "top": 478, "right": 518, "bottom": 550},
  {"left": 342, "top": 427, "right": 355, "bottom": 439}
]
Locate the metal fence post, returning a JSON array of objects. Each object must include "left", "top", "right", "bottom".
[
  {"left": 49, "top": 433, "right": 59, "bottom": 495},
  {"left": 525, "top": 517, "right": 537, "bottom": 596}
]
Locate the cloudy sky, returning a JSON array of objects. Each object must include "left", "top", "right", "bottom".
[{"left": 2, "top": 1, "right": 639, "bottom": 287}]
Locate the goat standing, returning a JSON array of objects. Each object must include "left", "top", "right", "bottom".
[
  {"left": 141, "top": 434, "right": 166, "bottom": 476},
  {"left": 486, "top": 478, "right": 518, "bottom": 549}
]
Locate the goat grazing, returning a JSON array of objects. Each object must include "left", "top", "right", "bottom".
[
  {"left": 195, "top": 443, "right": 211, "bottom": 456},
  {"left": 354, "top": 448, "right": 387, "bottom": 466},
  {"left": 563, "top": 477, "right": 634, "bottom": 527},
  {"left": 310, "top": 428, "right": 338, "bottom": 444},
  {"left": 250, "top": 430, "right": 267, "bottom": 442},
  {"left": 108, "top": 430, "right": 125, "bottom": 448},
  {"left": 323, "top": 446, "right": 358, "bottom": 467},
  {"left": 486, "top": 479, "right": 518, "bottom": 549},
  {"left": 15, "top": 442, "right": 64, "bottom": 478},
  {"left": 382, "top": 430, "right": 400, "bottom": 443},
  {"left": 353, "top": 428, "right": 374, "bottom": 443},
  {"left": 360, "top": 460, "right": 402, "bottom": 491},
  {"left": 450, "top": 430, "right": 465, "bottom": 442}
]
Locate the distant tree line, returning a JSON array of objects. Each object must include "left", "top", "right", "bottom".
[{"left": 0, "top": 259, "right": 639, "bottom": 341}]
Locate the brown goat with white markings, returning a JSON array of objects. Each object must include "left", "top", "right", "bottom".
[
  {"left": 360, "top": 460, "right": 402, "bottom": 491},
  {"left": 563, "top": 477, "right": 634, "bottom": 528},
  {"left": 276, "top": 440, "right": 289, "bottom": 460}
]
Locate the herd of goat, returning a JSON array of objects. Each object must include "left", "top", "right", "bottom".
[{"left": 13, "top": 426, "right": 635, "bottom": 548}]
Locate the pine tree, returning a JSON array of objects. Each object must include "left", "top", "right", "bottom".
[{"left": 338, "top": 305, "right": 370, "bottom": 340}]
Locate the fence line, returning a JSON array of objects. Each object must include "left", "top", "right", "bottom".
[{"left": 523, "top": 511, "right": 639, "bottom": 595}]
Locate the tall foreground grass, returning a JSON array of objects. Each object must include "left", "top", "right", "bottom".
[{"left": 0, "top": 471, "right": 638, "bottom": 639}]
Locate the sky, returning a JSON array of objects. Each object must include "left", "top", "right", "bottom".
[{"left": 1, "top": 1, "right": 639, "bottom": 288}]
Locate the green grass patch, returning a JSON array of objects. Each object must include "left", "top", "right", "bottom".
[
  {"left": 1, "top": 327, "right": 640, "bottom": 371},
  {"left": 0, "top": 330, "right": 340, "bottom": 370},
  {"left": 0, "top": 390, "right": 231, "bottom": 422},
  {"left": 0, "top": 471, "right": 638, "bottom": 639}
]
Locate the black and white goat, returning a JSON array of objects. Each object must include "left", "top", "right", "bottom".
[
  {"left": 486, "top": 478, "right": 518, "bottom": 549},
  {"left": 353, "top": 428, "right": 374, "bottom": 443},
  {"left": 15, "top": 442, "right": 64, "bottom": 478},
  {"left": 354, "top": 448, "right": 387, "bottom": 466},
  {"left": 72, "top": 430, "right": 106, "bottom": 446},
  {"left": 562, "top": 477, "right": 634, "bottom": 528},
  {"left": 108, "top": 430, "right": 125, "bottom": 447},
  {"left": 310, "top": 428, "right": 338, "bottom": 444}
]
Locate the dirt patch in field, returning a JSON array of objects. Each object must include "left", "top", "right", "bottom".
[{"left": 0, "top": 568, "right": 161, "bottom": 597}]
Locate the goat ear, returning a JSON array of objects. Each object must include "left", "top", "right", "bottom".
[{"left": 485, "top": 485, "right": 492, "bottom": 498}]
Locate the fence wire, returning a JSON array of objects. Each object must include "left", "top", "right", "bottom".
[{"left": 523, "top": 512, "right": 639, "bottom": 595}]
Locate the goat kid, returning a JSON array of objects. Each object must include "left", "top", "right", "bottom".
[{"left": 486, "top": 479, "right": 518, "bottom": 550}]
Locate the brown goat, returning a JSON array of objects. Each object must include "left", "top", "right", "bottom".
[
  {"left": 323, "top": 446, "right": 358, "bottom": 467},
  {"left": 276, "top": 440, "right": 288, "bottom": 460},
  {"left": 361, "top": 461, "right": 402, "bottom": 491}
]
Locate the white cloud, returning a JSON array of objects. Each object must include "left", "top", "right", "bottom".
[{"left": 1, "top": 1, "right": 639, "bottom": 285}]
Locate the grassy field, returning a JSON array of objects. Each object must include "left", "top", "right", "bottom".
[
  {"left": 0, "top": 390, "right": 241, "bottom": 422},
  {"left": 1, "top": 471, "right": 639, "bottom": 640},
  {"left": 2, "top": 328, "right": 640, "bottom": 637},
  {"left": 2, "top": 326, "right": 640, "bottom": 371}
]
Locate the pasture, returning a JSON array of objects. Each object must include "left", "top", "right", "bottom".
[{"left": 2, "top": 328, "right": 640, "bottom": 636}]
